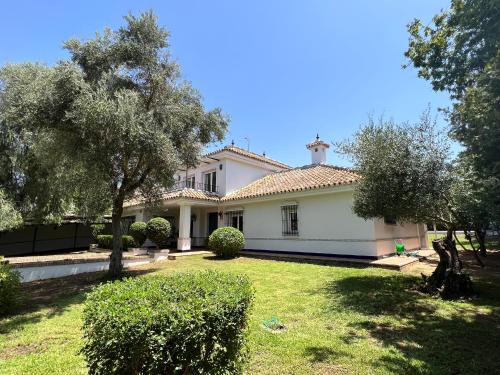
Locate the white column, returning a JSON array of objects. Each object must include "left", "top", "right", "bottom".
[{"left": 177, "top": 204, "right": 191, "bottom": 251}]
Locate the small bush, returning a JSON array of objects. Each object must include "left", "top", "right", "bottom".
[
  {"left": 90, "top": 223, "right": 105, "bottom": 241},
  {"left": 129, "top": 221, "right": 147, "bottom": 247},
  {"left": 209, "top": 227, "right": 245, "bottom": 258},
  {"left": 96, "top": 235, "right": 136, "bottom": 250},
  {"left": 122, "top": 235, "right": 135, "bottom": 250},
  {"left": 96, "top": 234, "right": 113, "bottom": 249},
  {"left": 146, "top": 217, "right": 171, "bottom": 249},
  {"left": 82, "top": 270, "right": 253, "bottom": 375},
  {"left": 0, "top": 263, "right": 21, "bottom": 316}
]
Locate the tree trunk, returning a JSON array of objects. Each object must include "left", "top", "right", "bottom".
[
  {"left": 461, "top": 230, "right": 484, "bottom": 268},
  {"left": 108, "top": 193, "right": 125, "bottom": 278},
  {"left": 475, "top": 227, "right": 487, "bottom": 257},
  {"left": 421, "top": 228, "right": 473, "bottom": 299}
]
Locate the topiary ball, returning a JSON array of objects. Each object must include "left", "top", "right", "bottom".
[
  {"left": 208, "top": 227, "right": 245, "bottom": 259},
  {"left": 146, "top": 217, "right": 172, "bottom": 249},
  {"left": 129, "top": 221, "right": 147, "bottom": 247}
]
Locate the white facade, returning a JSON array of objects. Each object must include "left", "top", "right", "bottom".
[{"left": 123, "top": 140, "right": 427, "bottom": 259}]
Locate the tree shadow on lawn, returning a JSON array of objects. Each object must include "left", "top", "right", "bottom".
[
  {"left": 303, "top": 346, "right": 352, "bottom": 364},
  {"left": 0, "top": 266, "right": 158, "bottom": 336},
  {"left": 320, "top": 273, "right": 500, "bottom": 374}
]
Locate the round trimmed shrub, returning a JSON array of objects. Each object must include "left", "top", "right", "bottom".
[
  {"left": 129, "top": 221, "right": 147, "bottom": 247},
  {"left": 0, "top": 263, "right": 21, "bottom": 316},
  {"left": 82, "top": 270, "right": 254, "bottom": 375},
  {"left": 146, "top": 217, "right": 171, "bottom": 249},
  {"left": 209, "top": 226, "right": 245, "bottom": 258}
]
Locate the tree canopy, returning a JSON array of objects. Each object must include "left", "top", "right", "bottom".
[
  {"left": 0, "top": 11, "right": 228, "bottom": 275},
  {"left": 405, "top": 0, "right": 500, "bottom": 223},
  {"left": 336, "top": 110, "right": 473, "bottom": 298}
]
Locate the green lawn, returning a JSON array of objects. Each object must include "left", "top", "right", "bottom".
[
  {"left": 427, "top": 232, "right": 500, "bottom": 250},
  {"left": 1, "top": 255, "right": 500, "bottom": 374}
]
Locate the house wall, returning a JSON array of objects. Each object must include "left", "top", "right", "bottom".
[
  {"left": 374, "top": 220, "right": 427, "bottom": 257},
  {"left": 173, "top": 154, "right": 282, "bottom": 196},
  {"left": 224, "top": 159, "right": 274, "bottom": 195},
  {"left": 237, "top": 191, "right": 379, "bottom": 258}
]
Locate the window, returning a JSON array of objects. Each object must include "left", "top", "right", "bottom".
[
  {"left": 203, "top": 171, "right": 217, "bottom": 192},
  {"left": 281, "top": 205, "right": 298, "bottom": 236},
  {"left": 384, "top": 216, "right": 397, "bottom": 225},
  {"left": 225, "top": 210, "right": 243, "bottom": 232},
  {"left": 186, "top": 175, "right": 195, "bottom": 188}
]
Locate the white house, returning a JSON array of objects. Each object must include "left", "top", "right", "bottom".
[{"left": 123, "top": 136, "right": 427, "bottom": 259}]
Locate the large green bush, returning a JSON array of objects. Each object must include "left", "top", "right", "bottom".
[
  {"left": 209, "top": 227, "right": 245, "bottom": 258},
  {"left": 0, "top": 263, "right": 21, "bottom": 316},
  {"left": 128, "top": 221, "right": 147, "bottom": 247},
  {"left": 82, "top": 271, "right": 253, "bottom": 375},
  {"left": 96, "top": 235, "right": 136, "bottom": 250},
  {"left": 146, "top": 217, "right": 171, "bottom": 249}
]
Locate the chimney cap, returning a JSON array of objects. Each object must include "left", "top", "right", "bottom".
[{"left": 306, "top": 135, "right": 330, "bottom": 150}]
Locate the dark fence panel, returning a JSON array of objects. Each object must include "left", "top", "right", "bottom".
[{"left": 0, "top": 223, "right": 95, "bottom": 256}]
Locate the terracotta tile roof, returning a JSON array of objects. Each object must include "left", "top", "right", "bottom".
[
  {"left": 204, "top": 145, "right": 291, "bottom": 169},
  {"left": 124, "top": 189, "right": 220, "bottom": 207},
  {"left": 222, "top": 164, "right": 359, "bottom": 201},
  {"left": 306, "top": 139, "right": 330, "bottom": 149}
]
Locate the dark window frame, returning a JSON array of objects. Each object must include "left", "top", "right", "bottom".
[
  {"left": 225, "top": 210, "right": 243, "bottom": 232},
  {"left": 281, "top": 205, "right": 299, "bottom": 236}
]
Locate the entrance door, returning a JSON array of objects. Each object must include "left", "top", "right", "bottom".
[{"left": 208, "top": 212, "right": 218, "bottom": 235}]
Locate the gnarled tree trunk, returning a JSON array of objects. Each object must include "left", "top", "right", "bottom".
[
  {"left": 421, "top": 228, "right": 473, "bottom": 299},
  {"left": 108, "top": 191, "right": 125, "bottom": 278},
  {"left": 475, "top": 227, "right": 487, "bottom": 257}
]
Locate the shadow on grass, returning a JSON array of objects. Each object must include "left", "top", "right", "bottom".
[
  {"left": 239, "top": 252, "right": 371, "bottom": 269},
  {"left": 303, "top": 346, "right": 351, "bottom": 363},
  {"left": 0, "top": 266, "right": 158, "bottom": 336},
  {"left": 321, "top": 274, "right": 500, "bottom": 374}
]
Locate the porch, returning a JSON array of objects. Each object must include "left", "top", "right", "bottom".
[{"left": 125, "top": 198, "right": 223, "bottom": 251}]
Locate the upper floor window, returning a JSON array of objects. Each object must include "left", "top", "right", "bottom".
[
  {"left": 281, "top": 205, "right": 298, "bottom": 236},
  {"left": 204, "top": 171, "right": 217, "bottom": 193},
  {"left": 186, "top": 175, "right": 195, "bottom": 189},
  {"left": 225, "top": 210, "right": 243, "bottom": 232}
]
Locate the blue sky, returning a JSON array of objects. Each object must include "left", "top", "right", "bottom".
[{"left": 0, "top": 0, "right": 452, "bottom": 167}]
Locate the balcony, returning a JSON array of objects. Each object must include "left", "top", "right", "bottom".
[{"left": 170, "top": 180, "right": 219, "bottom": 194}]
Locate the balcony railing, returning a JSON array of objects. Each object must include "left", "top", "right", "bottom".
[{"left": 171, "top": 180, "right": 219, "bottom": 194}]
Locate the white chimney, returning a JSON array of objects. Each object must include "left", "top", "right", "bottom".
[{"left": 306, "top": 134, "right": 329, "bottom": 165}]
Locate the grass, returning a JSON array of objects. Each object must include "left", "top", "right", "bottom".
[
  {"left": 1, "top": 255, "right": 500, "bottom": 374},
  {"left": 427, "top": 232, "right": 500, "bottom": 250}
]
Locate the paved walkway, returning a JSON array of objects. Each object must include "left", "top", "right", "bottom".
[{"left": 5, "top": 251, "right": 149, "bottom": 268}]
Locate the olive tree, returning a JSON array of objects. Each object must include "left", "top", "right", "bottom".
[
  {"left": 0, "top": 11, "right": 228, "bottom": 276},
  {"left": 405, "top": 0, "right": 500, "bottom": 225},
  {"left": 336, "top": 110, "right": 473, "bottom": 298}
]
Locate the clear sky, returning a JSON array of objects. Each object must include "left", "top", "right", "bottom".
[{"left": 0, "top": 0, "right": 452, "bottom": 167}]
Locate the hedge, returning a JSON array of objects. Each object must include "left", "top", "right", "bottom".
[
  {"left": 146, "top": 217, "right": 171, "bottom": 249},
  {"left": 96, "top": 235, "right": 136, "bottom": 250},
  {"left": 82, "top": 271, "right": 253, "bottom": 374},
  {"left": 129, "top": 221, "right": 147, "bottom": 247},
  {"left": 209, "top": 227, "right": 245, "bottom": 258},
  {"left": 0, "top": 262, "right": 21, "bottom": 316}
]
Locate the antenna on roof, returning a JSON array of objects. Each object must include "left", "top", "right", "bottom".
[
  {"left": 231, "top": 139, "right": 235, "bottom": 146},
  {"left": 316, "top": 133, "right": 320, "bottom": 141},
  {"left": 263, "top": 151, "right": 266, "bottom": 157},
  {"left": 244, "top": 137, "right": 250, "bottom": 151}
]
